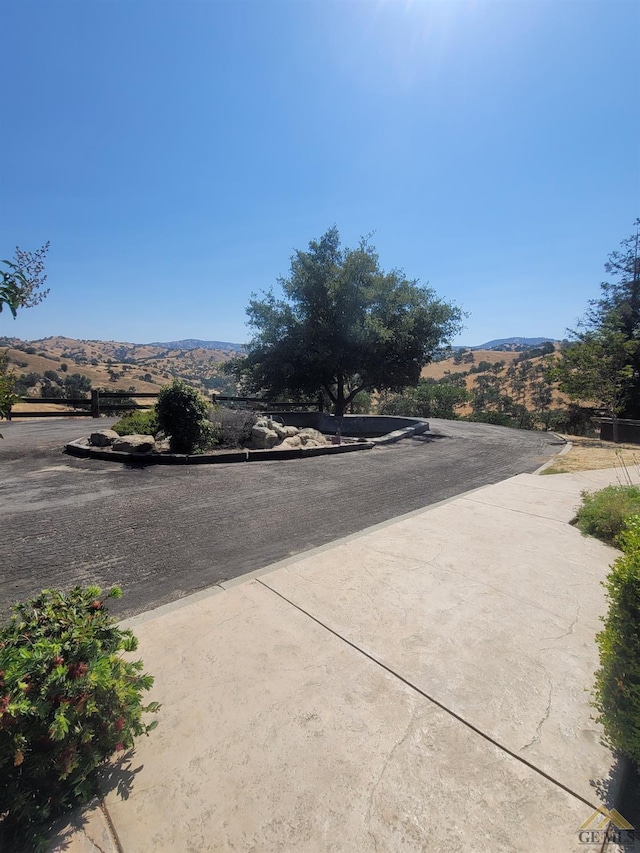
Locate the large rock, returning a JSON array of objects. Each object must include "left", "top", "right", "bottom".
[
  {"left": 297, "top": 428, "right": 327, "bottom": 446},
  {"left": 273, "top": 423, "right": 299, "bottom": 440},
  {"left": 251, "top": 425, "right": 279, "bottom": 449},
  {"left": 111, "top": 434, "right": 156, "bottom": 454},
  {"left": 280, "top": 435, "right": 302, "bottom": 449},
  {"left": 90, "top": 429, "right": 119, "bottom": 447}
]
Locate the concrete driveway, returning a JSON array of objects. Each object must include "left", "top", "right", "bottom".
[
  {"left": 0, "top": 418, "right": 562, "bottom": 618},
  {"left": 48, "top": 466, "right": 635, "bottom": 853}
]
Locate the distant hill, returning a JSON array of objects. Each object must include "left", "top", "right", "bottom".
[
  {"left": 471, "top": 337, "right": 556, "bottom": 351},
  {"left": 148, "top": 339, "right": 244, "bottom": 352},
  {"left": 2, "top": 335, "right": 241, "bottom": 409}
]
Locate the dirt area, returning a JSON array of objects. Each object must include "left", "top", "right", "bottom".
[{"left": 542, "top": 434, "right": 640, "bottom": 476}]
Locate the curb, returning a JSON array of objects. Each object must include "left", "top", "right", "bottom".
[
  {"left": 533, "top": 439, "right": 573, "bottom": 474},
  {"left": 65, "top": 438, "right": 375, "bottom": 465}
]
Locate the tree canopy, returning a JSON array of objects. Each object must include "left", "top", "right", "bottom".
[
  {"left": 228, "top": 227, "right": 464, "bottom": 416},
  {"left": 554, "top": 220, "right": 640, "bottom": 427}
]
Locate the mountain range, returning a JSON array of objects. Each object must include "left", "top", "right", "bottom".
[
  {"left": 468, "top": 336, "right": 557, "bottom": 350},
  {"left": 148, "top": 339, "right": 244, "bottom": 352},
  {"left": 147, "top": 336, "right": 556, "bottom": 353}
]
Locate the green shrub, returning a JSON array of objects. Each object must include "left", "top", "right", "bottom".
[
  {"left": 574, "top": 485, "right": 640, "bottom": 546},
  {"left": 594, "top": 515, "right": 640, "bottom": 768},
  {"left": 0, "top": 351, "right": 19, "bottom": 438},
  {"left": 0, "top": 586, "right": 159, "bottom": 850},
  {"left": 112, "top": 408, "right": 159, "bottom": 436},
  {"left": 156, "top": 380, "right": 215, "bottom": 454},
  {"left": 546, "top": 405, "right": 598, "bottom": 437}
]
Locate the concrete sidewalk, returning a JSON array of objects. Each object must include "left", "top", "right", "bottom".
[{"left": 50, "top": 467, "right": 639, "bottom": 852}]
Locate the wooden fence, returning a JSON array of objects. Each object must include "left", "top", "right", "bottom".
[{"left": 10, "top": 390, "right": 321, "bottom": 419}]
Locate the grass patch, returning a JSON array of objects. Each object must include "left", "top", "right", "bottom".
[
  {"left": 112, "top": 408, "right": 159, "bottom": 437},
  {"left": 574, "top": 485, "right": 640, "bottom": 546}
]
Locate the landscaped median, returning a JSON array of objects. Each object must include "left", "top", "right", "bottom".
[
  {"left": 65, "top": 434, "right": 375, "bottom": 464},
  {"left": 64, "top": 404, "right": 430, "bottom": 465}
]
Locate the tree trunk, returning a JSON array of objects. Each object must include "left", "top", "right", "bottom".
[{"left": 335, "top": 374, "right": 345, "bottom": 417}]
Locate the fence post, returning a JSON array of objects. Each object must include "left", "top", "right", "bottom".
[{"left": 91, "top": 389, "right": 100, "bottom": 418}]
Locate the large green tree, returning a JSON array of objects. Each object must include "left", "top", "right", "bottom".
[
  {"left": 554, "top": 330, "right": 637, "bottom": 442},
  {"left": 554, "top": 220, "right": 640, "bottom": 431},
  {"left": 228, "top": 227, "right": 464, "bottom": 416}
]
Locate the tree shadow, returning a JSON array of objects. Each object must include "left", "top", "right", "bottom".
[
  {"left": 590, "top": 755, "right": 640, "bottom": 847},
  {"left": 408, "top": 432, "right": 447, "bottom": 444},
  {"left": 94, "top": 748, "right": 144, "bottom": 802}
]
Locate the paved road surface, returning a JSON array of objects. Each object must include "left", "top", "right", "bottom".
[{"left": 0, "top": 418, "right": 562, "bottom": 619}]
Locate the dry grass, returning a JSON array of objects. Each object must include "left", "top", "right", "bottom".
[
  {"left": 420, "top": 350, "right": 522, "bottom": 380},
  {"left": 542, "top": 434, "right": 640, "bottom": 475}
]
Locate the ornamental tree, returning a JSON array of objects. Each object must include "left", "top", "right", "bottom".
[{"left": 1, "top": 242, "right": 50, "bottom": 318}]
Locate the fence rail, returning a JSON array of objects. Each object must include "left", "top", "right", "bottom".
[
  {"left": 10, "top": 389, "right": 321, "bottom": 419},
  {"left": 11, "top": 389, "right": 157, "bottom": 419}
]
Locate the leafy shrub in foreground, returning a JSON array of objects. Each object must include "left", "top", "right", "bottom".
[
  {"left": 112, "top": 408, "right": 159, "bottom": 437},
  {"left": 575, "top": 485, "right": 640, "bottom": 546},
  {"left": 156, "top": 380, "right": 215, "bottom": 453},
  {"left": 0, "top": 586, "right": 159, "bottom": 850},
  {"left": 594, "top": 515, "right": 640, "bottom": 768}
]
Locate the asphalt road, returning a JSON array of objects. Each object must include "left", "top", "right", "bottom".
[{"left": 0, "top": 418, "right": 563, "bottom": 619}]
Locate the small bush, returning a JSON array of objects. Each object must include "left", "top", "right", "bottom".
[
  {"left": 209, "top": 406, "right": 256, "bottom": 447},
  {"left": 574, "top": 485, "right": 640, "bottom": 546},
  {"left": 157, "top": 380, "right": 213, "bottom": 454},
  {"left": 0, "top": 352, "right": 19, "bottom": 436},
  {"left": 112, "top": 408, "right": 159, "bottom": 437},
  {"left": 0, "top": 586, "right": 159, "bottom": 850},
  {"left": 594, "top": 515, "right": 640, "bottom": 768},
  {"left": 547, "top": 405, "right": 598, "bottom": 437}
]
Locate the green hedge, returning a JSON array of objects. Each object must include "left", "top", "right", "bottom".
[{"left": 594, "top": 515, "right": 640, "bottom": 767}]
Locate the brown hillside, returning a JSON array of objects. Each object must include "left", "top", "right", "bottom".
[
  {"left": 421, "top": 347, "right": 568, "bottom": 418},
  {"left": 421, "top": 350, "right": 521, "bottom": 380},
  {"left": 1, "top": 336, "right": 237, "bottom": 410}
]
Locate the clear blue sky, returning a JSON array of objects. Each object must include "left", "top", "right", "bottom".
[{"left": 2, "top": 0, "right": 638, "bottom": 346}]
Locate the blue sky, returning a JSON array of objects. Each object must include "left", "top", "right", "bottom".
[{"left": 2, "top": 0, "right": 638, "bottom": 346}]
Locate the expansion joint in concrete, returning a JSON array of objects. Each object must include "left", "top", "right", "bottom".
[
  {"left": 256, "top": 577, "right": 600, "bottom": 814},
  {"left": 99, "top": 797, "right": 124, "bottom": 853}
]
